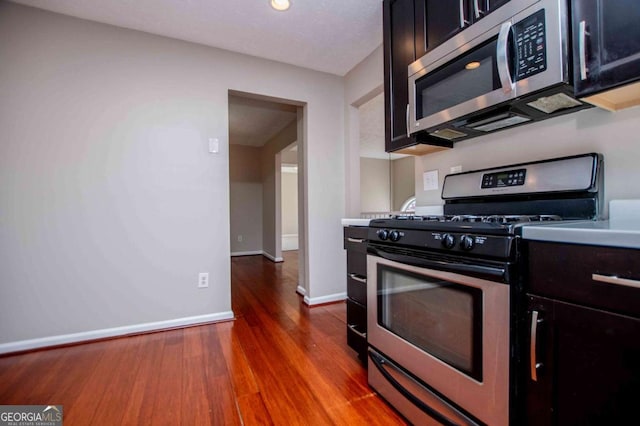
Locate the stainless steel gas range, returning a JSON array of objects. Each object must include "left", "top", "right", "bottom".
[{"left": 365, "top": 153, "right": 603, "bottom": 426}]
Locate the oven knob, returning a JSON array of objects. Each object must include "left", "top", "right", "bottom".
[
  {"left": 377, "top": 229, "right": 389, "bottom": 240},
  {"left": 441, "top": 233, "right": 455, "bottom": 249},
  {"left": 460, "top": 235, "right": 475, "bottom": 251},
  {"left": 389, "top": 230, "right": 401, "bottom": 242}
]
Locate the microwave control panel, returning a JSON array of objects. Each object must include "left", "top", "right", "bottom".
[
  {"left": 514, "top": 9, "right": 547, "bottom": 81},
  {"left": 481, "top": 168, "right": 526, "bottom": 188}
]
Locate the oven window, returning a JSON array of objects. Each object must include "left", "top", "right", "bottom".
[{"left": 377, "top": 265, "right": 483, "bottom": 381}]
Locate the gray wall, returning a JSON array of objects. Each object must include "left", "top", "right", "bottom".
[
  {"left": 0, "top": 3, "right": 346, "bottom": 348},
  {"left": 392, "top": 156, "right": 415, "bottom": 211},
  {"left": 416, "top": 106, "right": 640, "bottom": 216},
  {"left": 360, "top": 158, "right": 391, "bottom": 212},
  {"left": 229, "top": 144, "right": 263, "bottom": 254},
  {"left": 344, "top": 44, "right": 640, "bottom": 221}
]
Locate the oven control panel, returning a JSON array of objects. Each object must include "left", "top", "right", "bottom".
[
  {"left": 481, "top": 168, "right": 526, "bottom": 188},
  {"left": 432, "top": 232, "right": 503, "bottom": 255},
  {"left": 369, "top": 228, "right": 515, "bottom": 259}
]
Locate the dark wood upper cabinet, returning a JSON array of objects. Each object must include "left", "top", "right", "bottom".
[
  {"left": 485, "top": 0, "right": 511, "bottom": 15},
  {"left": 382, "top": 0, "right": 510, "bottom": 154},
  {"left": 383, "top": 0, "right": 418, "bottom": 153},
  {"left": 383, "top": 0, "right": 453, "bottom": 155},
  {"left": 421, "top": 0, "right": 511, "bottom": 54},
  {"left": 572, "top": 0, "right": 640, "bottom": 110},
  {"left": 422, "top": 0, "right": 470, "bottom": 54}
]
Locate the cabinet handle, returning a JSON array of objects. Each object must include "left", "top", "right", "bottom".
[
  {"left": 405, "top": 103, "right": 410, "bottom": 137},
  {"left": 459, "top": 0, "right": 470, "bottom": 28},
  {"left": 530, "top": 310, "right": 544, "bottom": 382},
  {"left": 579, "top": 20, "right": 589, "bottom": 80},
  {"left": 347, "top": 237, "right": 365, "bottom": 243},
  {"left": 497, "top": 21, "right": 515, "bottom": 93},
  {"left": 473, "top": 0, "right": 482, "bottom": 19},
  {"left": 347, "top": 324, "right": 367, "bottom": 339},
  {"left": 348, "top": 273, "right": 367, "bottom": 284},
  {"left": 592, "top": 273, "right": 640, "bottom": 289}
]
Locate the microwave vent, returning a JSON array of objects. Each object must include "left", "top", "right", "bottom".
[
  {"left": 468, "top": 113, "right": 531, "bottom": 132},
  {"left": 430, "top": 128, "right": 467, "bottom": 140},
  {"left": 527, "top": 92, "right": 584, "bottom": 114}
]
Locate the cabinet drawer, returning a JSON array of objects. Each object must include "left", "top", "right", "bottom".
[
  {"left": 343, "top": 226, "right": 368, "bottom": 252},
  {"left": 347, "top": 323, "right": 367, "bottom": 359},
  {"left": 346, "top": 250, "right": 367, "bottom": 277},
  {"left": 347, "top": 299, "right": 367, "bottom": 332},
  {"left": 344, "top": 226, "right": 369, "bottom": 240},
  {"left": 527, "top": 241, "right": 640, "bottom": 317},
  {"left": 347, "top": 274, "right": 367, "bottom": 306},
  {"left": 346, "top": 298, "right": 367, "bottom": 359}
]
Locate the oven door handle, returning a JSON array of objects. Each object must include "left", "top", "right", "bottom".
[
  {"left": 369, "top": 350, "right": 479, "bottom": 426},
  {"left": 369, "top": 247, "right": 506, "bottom": 280}
]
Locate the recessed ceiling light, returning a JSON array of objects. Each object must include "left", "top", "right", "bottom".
[
  {"left": 270, "top": 0, "right": 291, "bottom": 11},
  {"left": 465, "top": 61, "right": 481, "bottom": 70}
]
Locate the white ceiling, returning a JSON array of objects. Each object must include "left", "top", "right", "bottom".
[{"left": 10, "top": 0, "right": 383, "bottom": 76}]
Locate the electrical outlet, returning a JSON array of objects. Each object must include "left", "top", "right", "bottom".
[
  {"left": 237, "top": 235, "right": 243, "bottom": 242},
  {"left": 198, "top": 272, "right": 209, "bottom": 288},
  {"left": 450, "top": 165, "right": 463, "bottom": 173}
]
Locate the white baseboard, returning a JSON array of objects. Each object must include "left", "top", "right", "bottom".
[
  {"left": 304, "top": 292, "right": 347, "bottom": 306},
  {"left": 0, "top": 311, "right": 235, "bottom": 355},
  {"left": 282, "top": 234, "right": 299, "bottom": 251},
  {"left": 231, "top": 250, "right": 263, "bottom": 257},
  {"left": 231, "top": 250, "right": 283, "bottom": 262},
  {"left": 296, "top": 285, "right": 306, "bottom": 296},
  {"left": 262, "top": 251, "right": 283, "bottom": 262}
]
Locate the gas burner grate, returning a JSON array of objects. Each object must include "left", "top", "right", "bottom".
[{"left": 391, "top": 214, "right": 564, "bottom": 224}]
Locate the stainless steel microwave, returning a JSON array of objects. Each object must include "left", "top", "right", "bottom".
[{"left": 408, "top": 0, "right": 591, "bottom": 142}]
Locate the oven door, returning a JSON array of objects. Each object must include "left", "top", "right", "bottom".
[{"left": 367, "top": 254, "right": 509, "bottom": 426}]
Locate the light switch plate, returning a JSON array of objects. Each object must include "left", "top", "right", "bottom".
[
  {"left": 208, "top": 138, "right": 219, "bottom": 153},
  {"left": 423, "top": 170, "right": 439, "bottom": 191}
]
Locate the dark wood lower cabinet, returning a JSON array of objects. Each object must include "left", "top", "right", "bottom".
[
  {"left": 344, "top": 226, "right": 369, "bottom": 361},
  {"left": 522, "top": 241, "right": 640, "bottom": 425},
  {"left": 525, "top": 295, "right": 640, "bottom": 425}
]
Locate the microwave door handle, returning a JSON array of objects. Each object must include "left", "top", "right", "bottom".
[
  {"left": 406, "top": 103, "right": 410, "bottom": 137},
  {"left": 497, "top": 21, "right": 515, "bottom": 94}
]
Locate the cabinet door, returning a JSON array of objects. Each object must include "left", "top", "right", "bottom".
[
  {"left": 420, "top": 1, "right": 510, "bottom": 55},
  {"left": 573, "top": 0, "right": 640, "bottom": 97},
  {"left": 383, "top": 0, "right": 418, "bottom": 152},
  {"left": 484, "top": 0, "right": 510, "bottom": 15},
  {"left": 525, "top": 295, "right": 640, "bottom": 425},
  {"left": 423, "top": 0, "right": 470, "bottom": 53}
]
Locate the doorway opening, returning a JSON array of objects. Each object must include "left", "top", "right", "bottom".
[
  {"left": 280, "top": 142, "right": 299, "bottom": 252},
  {"left": 227, "top": 91, "right": 307, "bottom": 296}
]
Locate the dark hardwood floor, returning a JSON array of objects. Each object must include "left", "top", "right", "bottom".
[{"left": 0, "top": 251, "right": 407, "bottom": 425}]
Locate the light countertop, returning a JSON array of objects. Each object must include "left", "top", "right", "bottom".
[
  {"left": 341, "top": 218, "right": 371, "bottom": 227},
  {"left": 521, "top": 199, "right": 640, "bottom": 249},
  {"left": 521, "top": 220, "right": 640, "bottom": 249}
]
